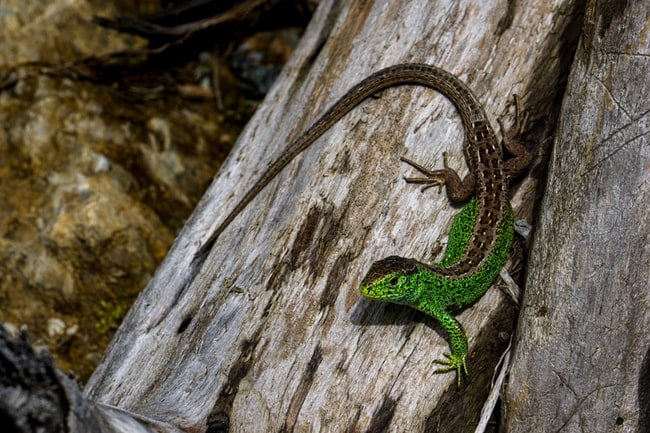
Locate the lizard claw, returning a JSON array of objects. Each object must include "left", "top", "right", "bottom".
[
  {"left": 435, "top": 352, "right": 467, "bottom": 387},
  {"left": 400, "top": 154, "right": 450, "bottom": 193}
]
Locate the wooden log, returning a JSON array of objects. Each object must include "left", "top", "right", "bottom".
[
  {"left": 82, "top": 0, "right": 584, "bottom": 431},
  {"left": 503, "top": 1, "right": 650, "bottom": 432}
]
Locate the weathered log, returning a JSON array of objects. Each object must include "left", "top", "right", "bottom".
[{"left": 503, "top": 1, "right": 650, "bottom": 432}]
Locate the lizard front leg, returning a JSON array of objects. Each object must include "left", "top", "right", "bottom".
[
  {"left": 426, "top": 308, "right": 469, "bottom": 387},
  {"left": 498, "top": 95, "right": 533, "bottom": 180}
]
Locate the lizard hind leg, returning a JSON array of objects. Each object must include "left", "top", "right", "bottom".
[
  {"left": 400, "top": 154, "right": 475, "bottom": 203},
  {"left": 400, "top": 155, "right": 448, "bottom": 193}
]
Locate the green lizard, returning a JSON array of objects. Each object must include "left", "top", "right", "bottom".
[
  {"left": 171, "top": 64, "right": 531, "bottom": 386},
  {"left": 357, "top": 72, "right": 531, "bottom": 387}
]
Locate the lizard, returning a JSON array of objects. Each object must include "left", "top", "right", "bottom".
[{"left": 167, "top": 64, "right": 531, "bottom": 386}]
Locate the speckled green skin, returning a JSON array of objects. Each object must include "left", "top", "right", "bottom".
[{"left": 359, "top": 198, "right": 514, "bottom": 386}]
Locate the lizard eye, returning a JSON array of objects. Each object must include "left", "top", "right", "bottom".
[{"left": 388, "top": 276, "right": 399, "bottom": 287}]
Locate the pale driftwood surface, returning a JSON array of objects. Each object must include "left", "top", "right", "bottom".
[
  {"left": 83, "top": 1, "right": 583, "bottom": 432},
  {"left": 503, "top": 1, "right": 650, "bottom": 433}
]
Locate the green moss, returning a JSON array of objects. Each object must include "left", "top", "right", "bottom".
[{"left": 95, "top": 299, "right": 127, "bottom": 335}]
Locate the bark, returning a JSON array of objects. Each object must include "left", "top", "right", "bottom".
[
  {"left": 0, "top": 326, "right": 186, "bottom": 432},
  {"left": 0, "top": 326, "right": 109, "bottom": 433},
  {"left": 79, "top": 0, "right": 584, "bottom": 432},
  {"left": 503, "top": 1, "right": 650, "bottom": 432}
]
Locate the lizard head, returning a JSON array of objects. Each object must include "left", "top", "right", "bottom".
[{"left": 359, "top": 256, "right": 426, "bottom": 305}]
